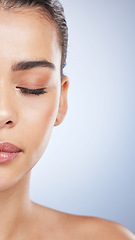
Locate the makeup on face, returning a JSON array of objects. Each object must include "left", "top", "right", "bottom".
[
  {"left": 0, "top": 142, "right": 22, "bottom": 163},
  {"left": 0, "top": 9, "right": 64, "bottom": 192},
  {"left": 11, "top": 61, "right": 58, "bottom": 95}
]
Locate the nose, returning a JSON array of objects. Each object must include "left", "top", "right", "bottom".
[{"left": 0, "top": 86, "right": 17, "bottom": 129}]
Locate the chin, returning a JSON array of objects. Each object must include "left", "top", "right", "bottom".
[{"left": 0, "top": 163, "right": 30, "bottom": 192}]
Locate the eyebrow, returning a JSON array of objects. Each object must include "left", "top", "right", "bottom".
[{"left": 11, "top": 60, "right": 56, "bottom": 71}]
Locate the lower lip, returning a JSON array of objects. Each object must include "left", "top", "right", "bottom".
[{"left": 0, "top": 152, "right": 21, "bottom": 163}]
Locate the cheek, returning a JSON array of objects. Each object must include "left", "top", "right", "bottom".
[{"left": 20, "top": 91, "right": 60, "bottom": 163}]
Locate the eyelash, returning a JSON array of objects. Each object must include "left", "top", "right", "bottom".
[{"left": 16, "top": 87, "right": 47, "bottom": 96}]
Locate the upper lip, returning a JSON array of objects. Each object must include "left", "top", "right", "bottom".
[{"left": 0, "top": 142, "right": 22, "bottom": 153}]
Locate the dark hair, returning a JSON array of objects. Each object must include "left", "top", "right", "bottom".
[{"left": 0, "top": 0, "right": 68, "bottom": 77}]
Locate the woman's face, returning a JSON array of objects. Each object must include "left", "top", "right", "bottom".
[{"left": 0, "top": 8, "right": 68, "bottom": 190}]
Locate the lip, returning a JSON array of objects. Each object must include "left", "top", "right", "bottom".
[{"left": 0, "top": 142, "right": 22, "bottom": 163}]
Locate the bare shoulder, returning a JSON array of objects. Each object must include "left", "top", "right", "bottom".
[
  {"left": 58, "top": 212, "right": 135, "bottom": 240},
  {"left": 75, "top": 216, "right": 135, "bottom": 240},
  {"left": 31, "top": 202, "right": 135, "bottom": 240}
]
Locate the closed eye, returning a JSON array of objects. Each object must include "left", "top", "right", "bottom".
[{"left": 16, "top": 87, "right": 47, "bottom": 96}]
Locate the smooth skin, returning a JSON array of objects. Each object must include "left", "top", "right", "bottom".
[{"left": 0, "top": 7, "right": 134, "bottom": 240}]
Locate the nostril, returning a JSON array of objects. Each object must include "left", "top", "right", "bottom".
[{"left": 6, "top": 121, "right": 12, "bottom": 124}]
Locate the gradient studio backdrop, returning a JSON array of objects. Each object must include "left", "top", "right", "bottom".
[{"left": 30, "top": 0, "right": 135, "bottom": 233}]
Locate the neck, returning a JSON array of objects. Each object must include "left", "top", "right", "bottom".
[{"left": 0, "top": 172, "right": 32, "bottom": 239}]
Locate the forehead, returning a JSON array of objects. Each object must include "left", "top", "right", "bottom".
[{"left": 0, "top": 8, "right": 61, "bottom": 71}]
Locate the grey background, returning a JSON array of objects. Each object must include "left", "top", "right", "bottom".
[{"left": 30, "top": 0, "right": 135, "bottom": 233}]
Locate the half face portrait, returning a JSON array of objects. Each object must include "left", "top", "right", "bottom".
[{"left": 0, "top": 5, "right": 68, "bottom": 190}]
